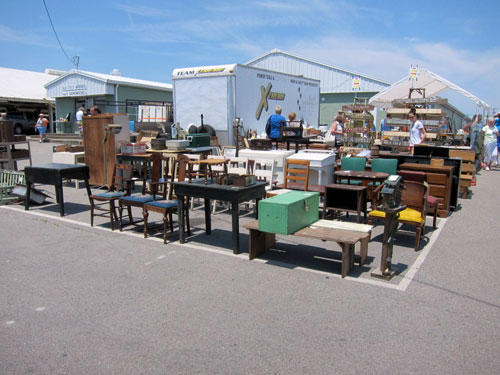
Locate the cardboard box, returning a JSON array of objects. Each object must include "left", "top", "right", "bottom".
[
  {"left": 258, "top": 191, "right": 319, "bottom": 235},
  {"left": 165, "top": 140, "right": 189, "bottom": 150},
  {"left": 120, "top": 143, "right": 147, "bottom": 154}
]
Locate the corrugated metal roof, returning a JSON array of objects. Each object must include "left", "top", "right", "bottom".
[
  {"left": 0, "top": 67, "right": 57, "bottom": 102},
  {"left": 45, "top": 69, "right": 172, "bottom": 92},
  {"left": 246, "top": 49, "right": 390, "bottom": 94}
]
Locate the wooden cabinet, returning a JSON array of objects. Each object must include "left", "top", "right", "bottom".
[
  {"left": 82, "top": 114, "right": 130, "bottom": 186},
  {"left": 399, "top": 162, "right": 454, "bottom": 218}
]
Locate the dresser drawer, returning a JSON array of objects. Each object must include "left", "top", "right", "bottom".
[{"left": 427, "top": 172, "right": 447, "bottom": 185}]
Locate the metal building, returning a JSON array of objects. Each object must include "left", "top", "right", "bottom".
[
  {"left": 246, "top": 49, "right": 390, "bottom": 125},
  {"left": 45, "top": 69, "right": 172, "bottom": 133}
]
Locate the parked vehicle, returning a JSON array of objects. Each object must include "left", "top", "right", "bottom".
[{"left": 7, "top": 111, "right": 38, "bottom": 135}]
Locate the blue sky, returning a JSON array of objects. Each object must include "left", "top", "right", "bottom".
[{"left": 1, "top": 0, "right": 499, "bottom": 115}]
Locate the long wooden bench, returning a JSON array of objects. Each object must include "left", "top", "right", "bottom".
[{"left": 243, "top": 219, "right": 372, "bottom": 278}]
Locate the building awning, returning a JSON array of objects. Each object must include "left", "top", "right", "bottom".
[{"left": 369, "top": 68, "right": 489, "bottom": 110}]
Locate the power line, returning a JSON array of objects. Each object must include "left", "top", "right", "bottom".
[{"left": 42, "top": 0, "right": 78, "bottom": 69}]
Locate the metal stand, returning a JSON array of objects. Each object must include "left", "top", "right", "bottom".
[{"left": 371, "top": 206, "right": 405, "bottom": 280}]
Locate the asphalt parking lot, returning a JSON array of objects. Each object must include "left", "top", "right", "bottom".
[{"left": 1, "top": 141, "right": 499, "bottom": 374}]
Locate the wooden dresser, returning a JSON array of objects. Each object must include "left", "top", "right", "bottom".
[{"left": 399, "top": 162, "right": 454, "bottom": 218}]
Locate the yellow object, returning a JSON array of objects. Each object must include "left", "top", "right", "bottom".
[{"left": 368, "top": 207, "right": 424, "bottom": 224}]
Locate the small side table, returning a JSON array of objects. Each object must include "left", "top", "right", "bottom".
[{"left": 322, "top": 184, "right": 367, "bottom": 223}]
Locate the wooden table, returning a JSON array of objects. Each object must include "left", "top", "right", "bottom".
[
  {"left": 174, "top": 179, "right": 267, "bottom": 254},
  {"left": 24, "top": 163, "right": 91, "bottom": 216},
  {"left": 244, "top": 219, "right": 371, "bottom": 278}
]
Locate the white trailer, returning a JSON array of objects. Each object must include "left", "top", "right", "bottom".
[{"left": 172, "top": 64, "right": 320, "bottom": 146}]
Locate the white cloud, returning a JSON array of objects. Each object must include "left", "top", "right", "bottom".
[{"left": 0, "top": 25, "right": 54, "bottom": 48}]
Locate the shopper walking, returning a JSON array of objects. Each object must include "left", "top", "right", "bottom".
[
  {"left": 409, "top": 112, "right": 426, "bottom": 151},
  {"left": 35, "top": 113, "right": 48, "bottom": 143},
  {"left": 480, "top": 117, "right": 499, "bottom": 171}
]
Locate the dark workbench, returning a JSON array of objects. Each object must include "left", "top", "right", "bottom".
[{"left": 24, "top": 163, "right": 91, "bottom": 216}]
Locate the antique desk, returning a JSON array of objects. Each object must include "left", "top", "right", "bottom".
[
  {"left": 174, "top": 179, "right": 267, "bottom": 254},
  {"left": 24, "top": 163, "right": 91, "bottom": 216}
]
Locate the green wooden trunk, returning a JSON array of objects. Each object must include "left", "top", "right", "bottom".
[{"left": 258, "top": 191, "right": 320, "bottom": 235}]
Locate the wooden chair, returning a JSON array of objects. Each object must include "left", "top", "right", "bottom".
[
  {"left": 90, "top": 164, "right": 133, "bottom": 230},
  {"left": 282, "top": 158, "right": 310, "bottom": 191},
  {"left": 227, "top": 157, "right": 249, "bottom": 175},
  {"left": 368, "top": 180, "right": 428, "bottom": 251},
  {"left": 398, "top": 170, "right": 438, "bottom": 228},
  {"left": 183, "top": 154, "right": 202, "bottom": 209},
  {"left": 143, "top": 155, "right": 191, "bottom": 243},
  {"left": 275, "top": 158, "right": 325, "bottom": 196},
  {"left": 254, "top": 159, "right": 277, "bottom": 192},
  {"left": 145, "top": 153, "right": 172, "bottom": 199}
]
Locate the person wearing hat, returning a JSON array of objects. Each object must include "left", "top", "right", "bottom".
[
  {"left": 76, "top": 106, "right": 85, "bottom": 136},
  {"left": 266, "top": 105, "right": 286, "bottom": 141},
  {"left": 35, "top": 113, "right": 48, "bottom": 142}
]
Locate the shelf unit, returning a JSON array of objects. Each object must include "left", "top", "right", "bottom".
[{"left": 339, "top": 99, "right": 375, "bottom": 157}]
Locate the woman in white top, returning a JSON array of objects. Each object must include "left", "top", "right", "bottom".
[
  {"left": 409, "top": 112, "right": 426, "bottom": 150},
  {"left": 331, "top": 115, "right": 344, "bottom": 146},
  {"left": 480, "top": 117, "right": 499, "bottom": 170}
]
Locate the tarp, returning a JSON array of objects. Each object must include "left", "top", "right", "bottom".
[{"left": 369, "top": 68, "right": 489, "bottom": 110}]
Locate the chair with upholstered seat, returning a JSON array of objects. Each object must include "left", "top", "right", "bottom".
[
  {"left": 340, "top": 157, "right": 367, "bottom": 185},
  {"left": 143, "top": 155, "right": 191, "bottom": 243},
  {"left": 119, "top": 153, "right": 174, "bottom": 231},
  {"left": 118, "top": 153, "right": 169, "bottom": 231},
  {"left": 368, "top": 180, "right": 428, "bottom": 251},
  {"left": 90, "top": 164, "right": 133, "bottom": 230},
  {"left": 144, "top": 153, "right": 172, "bottom": 199},
  {"left": 371, "top": 158, "right": 398, "bottom": 178},
  {"left": 398, "top": 170, "right": 438, "bottom": 228}
]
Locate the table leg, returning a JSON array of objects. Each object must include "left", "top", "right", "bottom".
[
  {"left": 248, "top": 229, "right": 275, "bottom": 260},
  {"left": 231, "top": 201, "right": 239, "bottom": 254},
  {"left": 178, "top": 194, "right": 185, "bottom": 244},
  {"left": 56, "top": 183, "right": 64, "bottom": 216},
  {"left": 359, "top": 237, "right": 369, "bottom": 266},
  {"left": 204, "top": 198, "right": 211, "bottom": 234},
  {"left": 24, "top": 182, "right": 31, "bottom": 211},
  {"left": 340, "top": 242, "right": 354, "bottom": 278}
]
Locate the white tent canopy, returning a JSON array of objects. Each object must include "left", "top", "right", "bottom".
[{"left": 369, "top": 68, "right": 489, "bottom": 110}]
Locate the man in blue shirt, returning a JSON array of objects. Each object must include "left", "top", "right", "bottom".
[
  {"left": 380, "top": 113, "right": 392, "bottom": 133},
  {"left": 267, "top": 106, "right": 286, "bottom": 140}
]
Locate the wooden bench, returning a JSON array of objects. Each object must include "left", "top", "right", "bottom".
[
  {"left": 0, "top": 169, "right": 25, "bottom": 204},
  {"left": 243, "top": 219, "right": 372, "bottom": 278}
]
